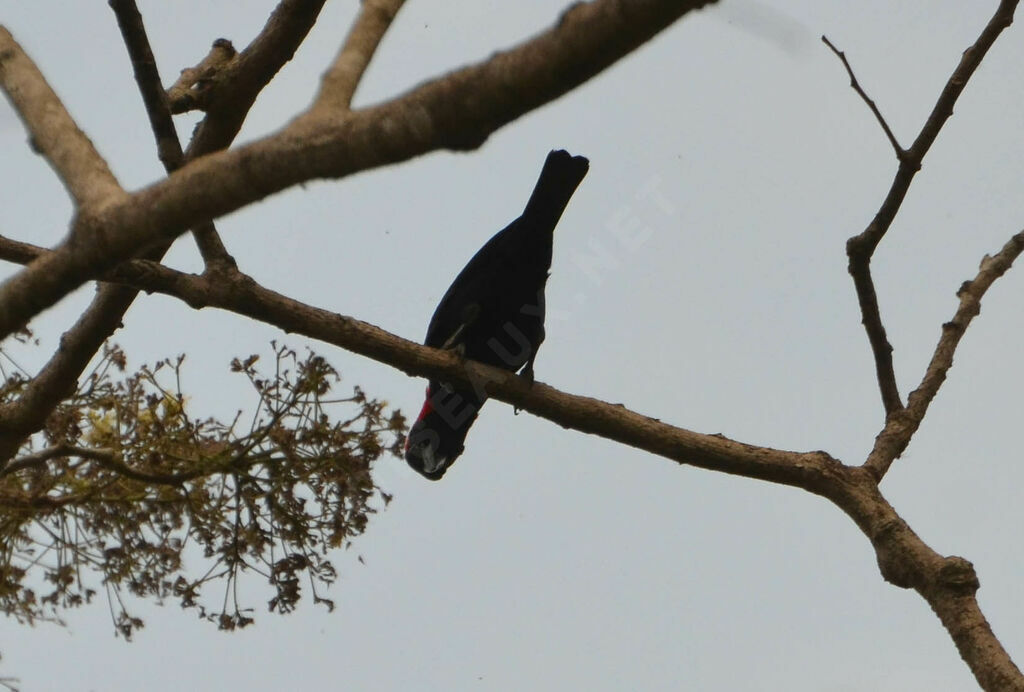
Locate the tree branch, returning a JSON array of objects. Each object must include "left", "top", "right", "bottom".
[
  {"left": 183, "top": 0, "right": 327, "bottom": 152},
  {"left": 166, "top": 38, "right": 238, "bottom": 114},
  {"left": 820, "top": 35, "right": 903, "bottom": 158},
  {"left": 838, "top": 0, "right": 1018, "bottom": 419},
  {"left": 315, "top": 0, "right": 406, "bottom": 111},
  {"left": 0, "top": 0, "right": 716, "bottom": 342},
  {"left": 0, "top": 27, "right": 123, "bottom": 210},
  {"left": 109, "top": 0, "right": 184, "bottom": 171},
  {"left": 0, "top": 235, "right": 832, "bottom": 489},
  {"left": 864, "top": 229, "right": 1024, "bottom": 479},
  {"left": 823, "top": 471, "right": 1024, "bottom": 691},
  {"left": 109, "top": 0, "right": 236, "bottom": 270},
  {"left": 0, "top": 443, "right": 198, "bottom": 486}
]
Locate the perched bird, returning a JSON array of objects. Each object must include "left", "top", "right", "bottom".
[{"left": 405, "top": 149, "right": 589, "bottom": 480}]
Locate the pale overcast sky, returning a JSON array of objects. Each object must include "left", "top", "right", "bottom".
[{"left": 1, "top": 1, "right": 1023, "bottom": 690}]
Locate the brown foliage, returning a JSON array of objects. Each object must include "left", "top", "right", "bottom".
[{"left": 0, "top": 343, "right": 403, "bottom": 636}]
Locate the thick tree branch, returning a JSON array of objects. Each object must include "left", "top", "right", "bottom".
[
  {"left": 864, "top": 229, "right": 1024, "bottom": 479},
  {"left": 823, "top": 470, "right": 1024, "bottom": 691},
  {"left": 837, "top": 0, "right": 1018, "bottom": 419},
  {"left": 0, "top": 27, "right": 123, "bottom": 210},
  {"left": 0, "top": 0, "right": 716, "bottom": 342},
  {"left": 316, "top": 0, "right": 406, "bottom": 111}
]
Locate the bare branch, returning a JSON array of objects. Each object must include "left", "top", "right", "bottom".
[
  {"left": 849, "top": 262, "right": 903, "bottom": 416},
  {"left": 109, "top": 1, "right": 236, "bottom": 270},
  {"left": 852, "top": 0, "right": 1018, "bottom": 256},
  {"left": 0, "top": 26, "right": 123, "bottom": 209},
  {"left": 0, "top": 234, "right": 41, "bottom": 265},
  {"left": 865, "top": 230, "right": 1024, "bottom": 479},
  {"left": 166, "top": 39, "right": 237, "bottom": 114},
  {"left": 184, "top": 0, "right": 327, "bottom": 154},
  {"left": 821, "top": 35, "right": 904, "bottom": 157},
  {"left": 827, "top": 472, "right": 1024, "bottom": 691},
  {"left": 316, "top": 0, "right": 406, "bottom": 111},
  {"left": 841, "top": 0, "right": 1018, "bottom": 418},
  {"left": 108, "top": 0, "right": 184, "bottom": 170},
  {"left": 0, "top": 0, "right": 717, "bottom": 342},
  {"left": 0, "top": 236, "right": 832, "bottom": 489}
]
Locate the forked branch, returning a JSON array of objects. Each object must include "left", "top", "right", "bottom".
[{"left": 828, "top": 0, "right": 1018, "bottom": 423}]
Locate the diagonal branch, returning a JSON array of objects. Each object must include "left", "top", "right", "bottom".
[
  {"left": 315, "top": 0, "right": 406, "bottom": 111},
  {"left": 109, "top": 0, "right": 236, "bottom": 269},
  {"left": 0, "top": 0, "right": 717, "bottom": 342},
  {"left": 0, "top": 27, "right": 123, "bottom": 210},
  {"left": 0, "top": 234, "right": 831, "bottom": 488},
  {"left": 864, "top": 229, "right": 1024, "bottom": 479},
  {"left": 837, "top": 0, "right": 1018, "bottom": 419},
  {"left": 821, "top": 35, "right": 903, "bottom": 158},
  {"left": 109, "top": 0, "right": 184, "bottom": 171}
]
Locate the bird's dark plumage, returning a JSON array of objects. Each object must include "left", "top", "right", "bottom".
[{"left": 405, "top": 149, "right": 589, "bottom": 480}]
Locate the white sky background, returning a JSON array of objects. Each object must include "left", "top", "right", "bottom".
[{"left": 1, "top": 1, "right": 1023, "bottom": 689}]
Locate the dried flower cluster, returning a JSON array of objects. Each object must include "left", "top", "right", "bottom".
[{"left": 0, "top": 343, "right": 404, "bottom": 636}]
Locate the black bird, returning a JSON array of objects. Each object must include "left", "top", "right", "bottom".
[{"left": 405, "top": 149, "right": 589, "bottom": 480}]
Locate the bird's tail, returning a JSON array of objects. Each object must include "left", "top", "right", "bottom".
[{"left": 520, "top": 149, "right": 590, "bottom": 228}]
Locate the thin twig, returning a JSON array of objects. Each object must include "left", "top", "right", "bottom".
[
  {"left": 0, "top": 444, "right": 78, "bottom": 475},
  {"left": 821, "top": 35, "right": 904, "bottom": 158},
  {"left": 315, "top": 0, "right": 406, "bottom": 111},
  {"left": 0, "top": 27, "right": 123, "bottom": 209},
  {"left": 865, "top": 229, "right": 1024, "bottom": 479},
  {"left": 0, "top": 441, "right": 207, "bottom": 486}
]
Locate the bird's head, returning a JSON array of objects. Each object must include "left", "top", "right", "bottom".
[{"left": 404, "top": 418, "right": 458, "bottom": 480}]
